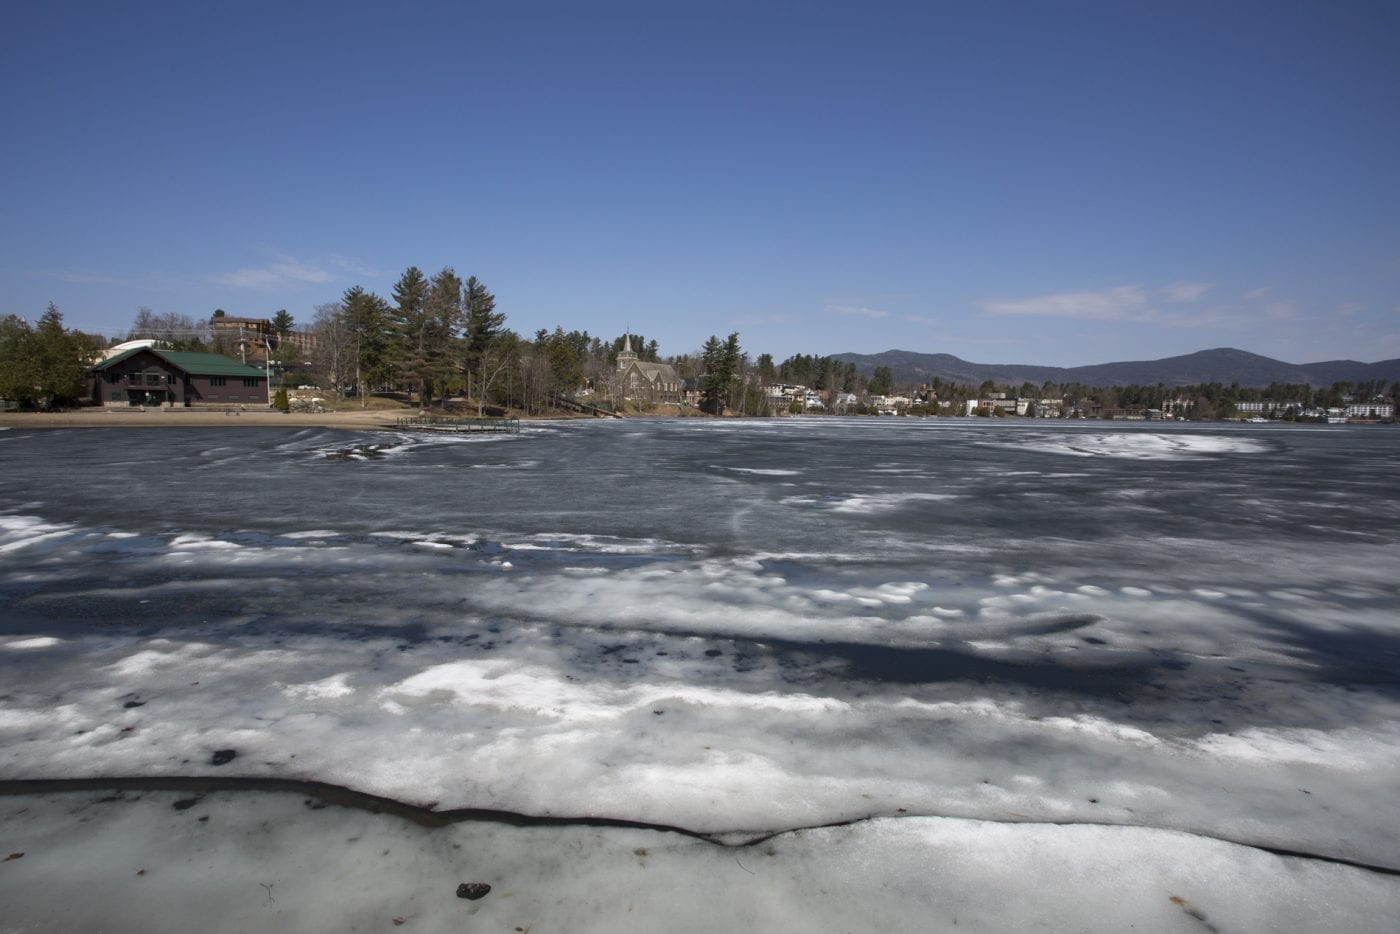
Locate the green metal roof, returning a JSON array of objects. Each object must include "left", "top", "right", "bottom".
[
  {"left": 88, "top": 346, "right": 148, "bottom": 370},
  {"left": 155, "top": 350, "right": 267, "bottom": 377},
  {"left": 90, "top": 347, "right": 267, "bottom": 378}
]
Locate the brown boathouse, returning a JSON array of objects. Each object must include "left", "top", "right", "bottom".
[{"left": 89, "top": 346, "right": 269, "bottom": 407}]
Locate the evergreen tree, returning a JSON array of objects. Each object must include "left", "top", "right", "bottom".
[
  {"left": 722, "top": 336, "right": 744, "bottom": 408},
  {"left": 267, "top": 309, "right": 298, "bottom": 368},
  {"left": 0, "top": 305, "right": 88, "bottom": 408},
  {"left": 342, "top": 285, "right": 392, "bottom": 407},
  {"left": 700, "top": 332, "right": 741, "bottom": 415},
  {"left": 755, "top": 353, "right": 777, "bottom": 384},
  {"left": 33, "top": 304, "right": 86, "bottom": 407},
  {"left": 423, "top": 267, "right": 465, "bottom": 405},
  {"left": 0, "top": 315, "right": 37, "bottom": 404},
  {"left": 546, "top": 327, "right": 585, "bottom": 396},
  {"left": 390, "top": 266, "right": 431, "bottom": 403},
  {"left": 869, "top": 366, "right": 894, "bottom": 396},
  {"left": 463, "top": 275, "right": 503, "bottom": 397},
  {"left": 271, "top": 309, "right": 294, "bottom": 337}
]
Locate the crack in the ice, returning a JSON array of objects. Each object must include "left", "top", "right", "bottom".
[{"left": 4, "top": 776, "right": 1399, "bottom": 880}]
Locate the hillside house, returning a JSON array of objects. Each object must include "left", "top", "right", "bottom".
[
  {"left": 763, "top": 383, "right": 803, "bottom": 402},
  {"left": 964, "top": 397, "right": 1020, "bottom": 416},
  {"left": 1345, "top": 400, "right": 1394, "bottom": 419},
  {"left": 872, "top": 394, "right": 911, "bottom": 414},
  {"left": 210, "top": 315, "right": 316, "bottom": 357}
]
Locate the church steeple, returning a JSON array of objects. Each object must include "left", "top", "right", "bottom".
[{"left": 617, "top": 332, "right": 638, "bottom": 372}]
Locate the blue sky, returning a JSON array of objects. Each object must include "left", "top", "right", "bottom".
[{"left": 3, "top": 0, "right": 1397, "bottom": 367}]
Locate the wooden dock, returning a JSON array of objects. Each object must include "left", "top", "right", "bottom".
[
  {"left": 393, "top": 416, "right": 521, "bottom": 433},
  {"left": 554, "top": 394, "right": 624, "bottom": 417}
]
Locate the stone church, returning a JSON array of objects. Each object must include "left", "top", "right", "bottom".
[{"left": 616, "top": 335, "right": 682, "bottom": 402}]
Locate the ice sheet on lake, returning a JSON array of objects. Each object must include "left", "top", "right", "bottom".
[
  {"left": 979, "top": 431, "right": 1271, "bottom": 459},
  {"left": 2, "top": 419, "right": 1399, "bottom": 926}
]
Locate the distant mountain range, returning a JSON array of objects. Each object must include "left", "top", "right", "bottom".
[{"left": 830, "top": 347, "right": 1400, "bottom": 390}]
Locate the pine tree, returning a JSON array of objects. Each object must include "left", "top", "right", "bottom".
[
  {"left": 423, "top": 267, "right": 465, "bottom": 406},
  {"left": 34, "top": 304, "right": 85, "bottom": 407},
  {"left": 268, "top": 309, "right": 297, "bottom": 368},
  {"left": 271, "top": 309, "right": 294, "bottom": 337},
  {"left": 342, "top": 285, "right": 392, "bottom": 407},
  {"left": 869, "top": 366, "right": 894, "bottom": 396},
  {"left": 463, "top": 277, "right": 503, "bottom": 371},
  {"left": 390, "top": 266, "right": 430, "bottom": 403},
  {"left": 0, "top": 315, "right": 37, "bottom": 404},
  {"left": 0, "top": 305, "right": 87, "bottom": 408},
  {"left": 700, "top": 332, "right": 741, "bottom": 415},
  {"left": 463, "top": 276, "right": 504, "bottom": 407},
  {"left": 543, "top": 326, "right": 584, "bottom": 398},
  {"left": 755, "top": 353, "right": 777, "bottom": 384}
]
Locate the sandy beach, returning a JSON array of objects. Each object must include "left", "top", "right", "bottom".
[{"left": 0, "top": 401, "right": 671, "bottom": 430}]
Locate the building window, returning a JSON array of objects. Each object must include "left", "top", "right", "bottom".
[
  {"left": 145, "top": 374, "right": 163, "bottom": 386},
  {"left": 243, "top": 377, "right": 260, "bottom": 387},
  {"left": 210, "top": 377, "right": 226, "bottom": 387}
]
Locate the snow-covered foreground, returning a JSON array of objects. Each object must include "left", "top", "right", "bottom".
[
  {"left": 5, "top": 788, "right": 1399, "bottom": 933},
  {"left": 2, "top": 419, "right": 1399, "bottom": 929}
]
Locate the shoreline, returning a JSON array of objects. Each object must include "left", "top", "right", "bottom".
[
  {"left": 4, "top": 409, "right": 1382, "bottom": 431},
  {"left": 0, "top": 407, "right": 412, "bottom": 430},
  {"left": 0, "top": 406, "right": 627, "bottom": 430}
]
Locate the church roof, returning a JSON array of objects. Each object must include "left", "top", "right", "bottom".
[{"left": 626, "top": 360, "right": 680, "bottom": 382}]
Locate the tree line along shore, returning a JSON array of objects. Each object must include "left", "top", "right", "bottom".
[{"left": 4, "top": 264, "right": 1398, "bottom": 422}]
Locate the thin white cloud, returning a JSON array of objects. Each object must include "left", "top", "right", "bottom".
[
  {"left": 325, "top": 254, "right": 380, "bottom": 278},
  {"left": 1149, "top": 308, "right": 1253, "bottom": 328},
  {"left": 214, "top": 257, "right": 333, "bottom": 289},
  {"left": 1145, "top": 297, "right": 1301, "bottom": 330},
  {"left": 735, "top": 313, "right": 792, "bottom": 327},
  {"left": 1243, "top": 286, "right": 1272, "bottom": 301},
  {"left": 980, "top": 286, "right": 1150, "bottom": 321},
  {"left": 826, "top": 303, "right": 889, "bottom": 319},
  {"left": 900, "top": 315, "right": 1019, "bottom": 344},
  {"left": 1159, "top": 281, "right": 1214, "bottom": 303}
]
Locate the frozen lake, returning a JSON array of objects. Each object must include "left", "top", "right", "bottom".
[{"left": 3, "top": 418, "right": 1399, "bottom": 931}]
